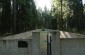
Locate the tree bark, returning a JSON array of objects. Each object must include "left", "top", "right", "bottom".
[{"left": 13, "top": 0, "right": 17, "bottom": 34}]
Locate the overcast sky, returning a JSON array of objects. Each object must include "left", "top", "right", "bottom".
[
  {"left": 35, "top": 0, "right": 51, "bottom": 11},
  {"left": 82, "top": 0, "right": 85, "bottom": 4},
  {"left": 35, "top": 0, "right": 85, "bottom": 11}
]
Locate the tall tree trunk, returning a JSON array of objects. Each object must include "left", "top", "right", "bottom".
[
  {"left": 59, "top": 0, "right": 63, "bottom": 30},
  {"left": 13, "top": 0, "right": 17, "bottom": 34}
]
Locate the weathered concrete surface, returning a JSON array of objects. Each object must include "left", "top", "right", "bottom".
[
  {"left": 32, "top": 32, "right": 40, "bottom": 55},
  {"left": 51, "top": 31, "right": 60, "bottom": 55},
  {"left": 0, "top": 39, "right": 32, "bottom": 55},
  {"left": 50, "top": 30, "right": 85, "bottom": 55},
  {"left": 0, "top": 29, "right": 41, "bottom": 40},
  {"left": 61, "top": 38, "right": 85, "bottom": 55},
  {"left": 40, "top": 32, "right": 47, "bottom": 55},
  {"left": 1, "top": 29, "right": 85, "bottom": 40},
  {"left": 1, "top": 29, "right": 85, "bottom": 55},
  {"left": 60, "top": 31, "right": 85, "bottom": 38}
]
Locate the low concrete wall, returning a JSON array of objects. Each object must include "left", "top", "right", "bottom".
[
  {"left": 60, "top": 38, "right": 85, "bottom": 55},
  {"left": 51, "top": 31, "right": 85, "bottom": 55},
  {"left": 1, "top": 30, "right": 85, "bottom": 55},
  {"left": 0, "top": 39, "right": 32, "bottom": 55},
  {"left": 0, "top": 31, "right": 40, "bottom": 55}
]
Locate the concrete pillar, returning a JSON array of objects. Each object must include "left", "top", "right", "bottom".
[
  {"left": 32, "top": 32, "right": 40, "bottom": 55},
  {"left": 51, "top": 31, "right": 60, "bottom": 55}
]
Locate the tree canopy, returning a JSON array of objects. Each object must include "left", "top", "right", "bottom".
[
  {"left": 0, "top": 0, "right": 85, "bottom": 36},
  {"left": 52, "top": 0, "right": 85, "bottom": 33}
]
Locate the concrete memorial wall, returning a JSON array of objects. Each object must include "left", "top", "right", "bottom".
[
  {"left": 0, "top": 39, "right": 32, "bottom": 55},
  {"left": 0, "top": 30, "right": 85, "bottom": 55},
  {"left": 60, "top": 38, "right": 85, "bottom": 55},
  {"left": 51, "top": 31, "right": 85, "bottom": 55},
  {"left": 0, "top": 31, "right": 40, "bottom": 55}
]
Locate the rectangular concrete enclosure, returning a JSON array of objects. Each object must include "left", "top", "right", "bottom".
[
  {"left": 0, "top": 31, "right": 40, "bottom": 55},
  {"left": 51, "top": 31, "right": 85, "bottom": 55},
  {"left": 0, "top": 30, "right": 85, "bottom": 55}
]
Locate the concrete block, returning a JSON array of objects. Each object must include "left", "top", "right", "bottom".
[
  {"left": 32, "top": 32, "right": 40, "bottom": 55},
  {"left": 51, "top": 31, "right": 60, "bottom": 55}
]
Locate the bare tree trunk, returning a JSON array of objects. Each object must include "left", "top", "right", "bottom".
[
  {"left": 59, "top": 0, "right": 63, "bottom": 30},
  {"left": 13, "top": 0, "right": 17, "bottom": 34}
]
